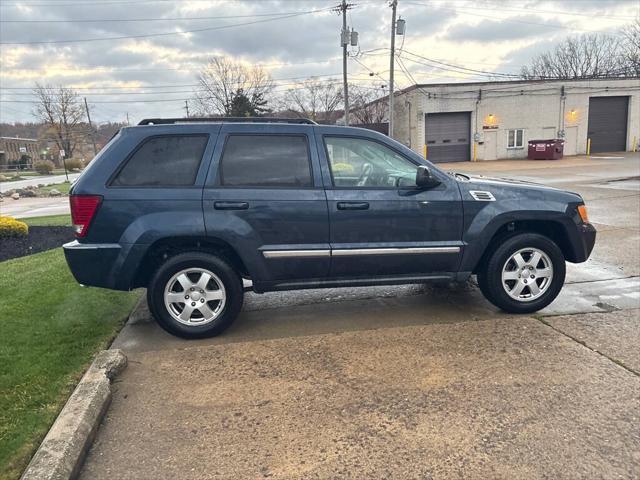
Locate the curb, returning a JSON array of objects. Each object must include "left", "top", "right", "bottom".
[{"left": 21, "top": 349, "right": 127, "bottom": 480}]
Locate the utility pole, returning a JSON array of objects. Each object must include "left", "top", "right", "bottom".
[
  {"left": 84, "top": 97, "right": 98, "bottom": 156},
  {"left": 126, "top": 112, "right": 130, "bottom": 125},
  {"left": 388, "top": 0, "right": 398, "bottom": 138},
  {"left": 334, "top": 1, "right": 357, "bottom": 125},
  {"left": 337, "top": 0, "right": 352, "bottom": 125},
  {"left": 184, "top": 99, "right": 190, "bottom": 118}
]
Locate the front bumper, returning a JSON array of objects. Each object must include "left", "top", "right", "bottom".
[
  {"left": 572, "top": 222, "right": 597, "bottom": 262},
  {"left": 63, "top": 240, "right": 145, "bottom": 291}
]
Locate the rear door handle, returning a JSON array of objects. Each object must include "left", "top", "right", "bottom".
[
  {"left": 337, "top": 201, "right": 369, "bottom": 210},
  {"left": 214, "top": 201, "right": 249, "bottom": 210}
]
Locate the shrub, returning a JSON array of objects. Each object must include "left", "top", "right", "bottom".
[
  {"left": 64, "top": 158, "right": 84, "bottom": 171},
  {"left": 34, "top": 160, "right": 55, "bottom": 175},
  {"left": 0, "top": 216, "right": 28, "bottom": 238}
]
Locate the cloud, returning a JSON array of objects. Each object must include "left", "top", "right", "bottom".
[
  {"left": 445, "top": 15, "right": 561, "bottom": 42},
  {"left": 0, "top": 0, "right": 636, "bottom": 123},
  {"left": 495, "top": 37, "right": 564, "bottom": 74}
]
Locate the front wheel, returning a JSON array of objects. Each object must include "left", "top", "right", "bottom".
[
  {"left": 147, "top": 252, "right": 244, "bottom": 339},
  {"left": 477, "top": 233, "right": 566, "bottom": 313}
]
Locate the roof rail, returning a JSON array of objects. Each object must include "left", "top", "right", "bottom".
[{"left": 137, "top": 117, "right": 317, "bottom": 126}]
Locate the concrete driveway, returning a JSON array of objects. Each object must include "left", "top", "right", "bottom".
[{"left": 80, "top": 153, "right": 640, "bottom": 479}]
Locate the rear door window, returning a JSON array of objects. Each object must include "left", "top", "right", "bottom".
[
  {"left": 219, "top": 135, "right": 312, "bottom": 187},
  {"left": 112, "top": 135, "right": 208, "bottom": 186}
]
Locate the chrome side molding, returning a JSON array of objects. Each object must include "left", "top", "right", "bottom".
[
  {"left": 262, "top": 246, "right": 460, "bottom": 258},
  {"left": 262, "top": 250, "right": 331, "bottom": 259},
  {"left": 332, "top": 246, "right": 460, "bottom": 256}
]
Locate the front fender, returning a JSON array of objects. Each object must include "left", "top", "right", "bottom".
[{"left": 459, "top": 199, "right": 586, "bottom": 272}]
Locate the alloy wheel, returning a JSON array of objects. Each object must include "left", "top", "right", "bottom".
[
  {"left": 163, "top": 268, "right": 226, "bottom": 325},
  {"left": 501, "top": 247, "right": 554, "bottom": 302}
]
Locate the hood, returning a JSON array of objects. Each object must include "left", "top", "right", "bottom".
[
  {"left": 453, "top": 172, "right": 582, "bottom": 202},
  {"left": 463, "top": 173, "right": 559, "bottom": 190}
]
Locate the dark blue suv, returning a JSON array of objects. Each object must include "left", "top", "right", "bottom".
[{"left": 64, "top": 118, "right": 596, "bottom": 338}]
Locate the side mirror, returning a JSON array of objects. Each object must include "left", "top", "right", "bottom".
[{"left": 416, "top": 166, "right": 441, "bottom": 189}]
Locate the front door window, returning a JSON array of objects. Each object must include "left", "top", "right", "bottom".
[{"left": 324, "top": 136, "right": 417, "bottom": 188}]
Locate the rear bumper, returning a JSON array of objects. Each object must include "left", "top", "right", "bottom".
[{"left": 63, "top": 240, "right": 145, "bottom": 291}]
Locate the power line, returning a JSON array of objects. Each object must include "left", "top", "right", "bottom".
[
  {"left": 361, "top": 48, "right": 529, "bottom": 70},
  {"left": 404, "top": 1, "right": 627, "bottom": 36},
  {"left": 401, "top": 50, "right": 634, "bottom": 81},
  {"left": 0, "top": 58, "right": 344, "bottom": 77},
  {"left": 0, "top": 74, "right": 384, "bottom": 96},
  {"left": 402, "top": 50, "right": 519, "bottom": 78},
  {"left": 0, "top": 8, "right": 332, "bottom": 45},
  {"left": 0, "top": 11, "right": 332, "bottom": 23},
  {"left": 0, "top": 80, "right": 388, "bottom": 104},
  {"left": 405, "top": 0, "right": 633, "bottom": 20},
  {"left": 351, "top": 56, "right": 387, "bottom": 86},
  {"left": 0, "top": 0, "right": 334, "bottom": 6},
  {"left": 0, "top": 57, "right": 344, "bottom": 74}
]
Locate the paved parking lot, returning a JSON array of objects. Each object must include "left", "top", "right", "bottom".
[{"left": 80, "top": 153, "right": 640, "bottom": 479}]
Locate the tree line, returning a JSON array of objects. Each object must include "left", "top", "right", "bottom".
[
  {"left": 23, "top": 18, "right": 639, "bottom": 160},
  {"left": 191, "top": 56, "right": 386, "bottom": 123},
  {"left": 521, "top": 20, "right": 639, "bottom": 79}
]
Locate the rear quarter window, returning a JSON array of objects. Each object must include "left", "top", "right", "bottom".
[{"left": 111, "top": 134, "right": 208, "bottom": 186}]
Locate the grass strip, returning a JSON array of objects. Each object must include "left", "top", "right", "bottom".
[{"left": 0, "top": 249, "right": 141, "bottom": 479}]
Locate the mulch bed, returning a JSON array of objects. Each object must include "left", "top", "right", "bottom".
[{"left": 0, "top": 226, "right": 75, "bottom": 262}]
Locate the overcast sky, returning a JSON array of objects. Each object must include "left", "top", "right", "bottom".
[{"left": 0, "top": 0, "right": 637, "bottom": 124}]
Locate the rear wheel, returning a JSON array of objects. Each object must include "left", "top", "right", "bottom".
[
  {"left": 477, "top": 233, "right": 565, "bottom": 313},
  {"left": 147, "top": 252, "right": 243, "bottom": 338}
]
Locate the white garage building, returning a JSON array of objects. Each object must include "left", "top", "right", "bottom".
[{"left": 387, "top": 77, "right": 639, "bottom": 162}]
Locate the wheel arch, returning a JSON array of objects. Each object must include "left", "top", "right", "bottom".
[
  {"left": 470, "top": 219, "right": 579, "bottom": 274},
  {"left": 132, "top": 235, "right": 251, "bottom": 289}
]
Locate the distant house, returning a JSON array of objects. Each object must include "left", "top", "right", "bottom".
[{"left": 0, "top": 137, "right": 39, "bottom": 168}]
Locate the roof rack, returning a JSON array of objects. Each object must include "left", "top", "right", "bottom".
[{"left": 138, "top": 117, "right": 317, "bottom": 126}]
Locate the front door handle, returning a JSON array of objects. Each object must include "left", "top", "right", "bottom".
[
  {"left": 214, "top": 201, "right": 249, "bottom": 210},
  {"left": 337, "top": 201, "right": 369, "bottom": 210}
]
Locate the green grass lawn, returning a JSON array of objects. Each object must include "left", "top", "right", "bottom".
[
  {"left": 33, "top": 182, "right": 72, "bottom": 196},
  {"left": 22, "top": 214, "right": 71, "bottom": 227},
  {"left": 0, "top": 249, "right": 141, "bottom": 479}
]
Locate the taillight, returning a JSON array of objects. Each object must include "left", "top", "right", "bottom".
[{"left": 70, "top": 195, "right": 102, "bottom": 237}]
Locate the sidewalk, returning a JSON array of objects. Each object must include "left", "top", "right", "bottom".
[
  {"left": 0, "top": 173, "right": 80, "bottom": 193},
  {"left": 0, "top": 196, "right": 69, "bottom": 218},
  {"left": 437, "top": 152, "right": 639, "bottom": 179}
]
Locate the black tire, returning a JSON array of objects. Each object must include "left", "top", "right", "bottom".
[
  {"left": 477, "top": 233, "right": 565, "bottom": 314},
  {"left": 147, "top": 252, "right": 243, "bottom": 339}
]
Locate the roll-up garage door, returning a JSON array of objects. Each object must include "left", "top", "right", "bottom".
[
  {"left": 425, "top": 112, "right": 471, "bottom": 163},
  {"left": 587, "top": 96, "right": 629, "bottom": 153}
]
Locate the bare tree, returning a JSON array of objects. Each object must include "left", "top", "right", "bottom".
[
  {"left": 279, "top": 78, "right": 343, "bottom": 123},
  {"left": 33, "top": 83, "right": 85, "bottom": 159},
  {"left": 349, "top": 85, "right": 388, "bottom": 125},
  {"left": 621, "top": 18, "right": 640, "bottom": 75},
  {"left": 193, "top": 57, "right": 274, "bottom": 116},
  {"left": 521, "top": 33, "right": 625, "bottom": 79}
]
